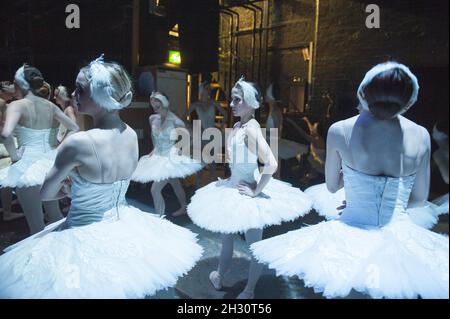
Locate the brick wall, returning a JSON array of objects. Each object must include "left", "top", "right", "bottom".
[{"left": 219, "top": 0, "right": 449, "bottom": 129}]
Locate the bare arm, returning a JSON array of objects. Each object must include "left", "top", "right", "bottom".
[
  {"left": 238, "top": 120, "right": 278, "bottom": 197},
  {"left": 0, "top": 102, "right": 22, "bottom": 161},
  {"left": 325, "top": 123, "right": 344, "bottom": 193},
  {"left": 173, "top": 114, "right": 186, "bottom": 129},
  {"left": 409, "top": 127, "right": 431, "bottom": 207},
  {"left": 184, "top": 103, "right": 197, "bottom": 120},
  {"left": 65, "top": 106, "right": 78, "bottom": 123},
  {"left": 53, "top": 105, "right": 79, "bottom": 132},
  {"left": 41, "top": 134, "right": 83, "bottom": 201},
  {"left": 433, "top": 150, "right": 449, "bottom": 185}
]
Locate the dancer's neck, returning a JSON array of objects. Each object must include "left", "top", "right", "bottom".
[
  {"left": 93, "top": 111, "right": 123, "bottom": 130},
  {"left": 240, "top": 112, "right": 255, "bottom": 126}
]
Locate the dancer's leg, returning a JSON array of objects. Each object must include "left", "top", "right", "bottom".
[
  {"left": 210, "top": 234, "right": 234, "bottom": 290},
  {"left": 169, "top": 178, "right": 187, "bottom": 216},
  {"left": 151, "top": 180, "right": 169, "bottom": 216},
  {"left": 237, "top": 228, "right": 264, "bottom": 299},
  {"left": 15, "top": 187, "right": 45, "bottom": 234}
]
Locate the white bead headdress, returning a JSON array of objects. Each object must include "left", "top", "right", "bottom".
[
  {"left": 233, "top": 76, "right": 260, "bottom": 109},
  {"left": 88, "top": 54, "right": 133, "bottom": 111}
]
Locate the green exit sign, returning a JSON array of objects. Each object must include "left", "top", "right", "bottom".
[{"left": 168, "top": 51, "right": 181, "bottom": 65}]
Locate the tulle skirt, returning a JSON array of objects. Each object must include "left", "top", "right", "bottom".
[
  {"left": 187, "top": 176, "right": 313, "bottom": 234},
  {"left": 132, "top": 153, "right": 203, "bottom": 183},
  {"left": 251, "top": 214, "right": 449, "bottom": 299},
  {"left": 0, "top": 148, "right": 57, "bottom": 188},
  {"left": 0, "top": 205, "right": 203, "bottom": 299}
]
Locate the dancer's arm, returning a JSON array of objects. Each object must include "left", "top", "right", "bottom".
[
  {"left": 0, "top": 101, "right": 22, "bottom": 161},
  {"left": 64, "top": 106, "right": 78, "bottom": 123},
  {"left": 433, "top": 150, "right": 449, "bottom": 184},
  {"left": 238, "top": 120, "right": 278, "bottom": 198},
  {"left": 41, "top": 134, "right": 84, "bottom": 201},
  {"left": 325, "top": 123, "right": 344, "bottom": 193},
  {"left": 183, "top": 102, "right": 197, "bottom": 121},
  {"left": 409, "top": 127, "right": 431, "bottom": 208},
  {"left": 53, "top": 104, "right": 79, "bottom": 132}
]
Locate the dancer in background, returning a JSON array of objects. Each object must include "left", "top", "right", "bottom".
[
  {"left": 132, "top": 92, "right": 203, "bottom": 216},
  {"left": 54, "top": 85, "right": 77, "bottom": 143},
  {"left": 252, "top": 62, "right": 449, "bottom": 299},
  {"left": 0, "top": 65, "right": 79, "bottom": 234},
  {"left": 188, "top": 77, "right": 312, "bottom": 299},
  {"left": 185, "top": 81, "right": 228, "bottom": 186},
  {"left": 265, "top": 82, "right": 308, "bottom": 178},
  {"left": 0, "top": 56, "right": 203, "bottom": 298},
  {"left": 0, "top": 81, "right": 23, "bottom": 221},
  {"left": 430, "top": 120, "right": 449, "bottom": 213}
]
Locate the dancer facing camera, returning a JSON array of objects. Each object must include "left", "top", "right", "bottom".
[
  {"left": 188, "top": 77, "right": 312, "bottom": 299},
  {"left": 132, "top": 92, "right": 203, "bottom": 217}
]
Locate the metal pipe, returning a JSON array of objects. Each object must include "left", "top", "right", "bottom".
[
  {"left": 311, "top": 0, "right": 320, "bottom": 102},
  {"left": 220, "top": 9, "right": 234, "bottom": 97},
  {"left": 247, "top": 2, "right": 263, "bottom": 86},
  {"left": 226, "top": 8, "right": 240, "bottom": 81},
  {"left": 263, "top": 0, "right": 270, "bottom": 91},
  {"left": 242, "top": 4, "right": 257, "bottom": 81}
]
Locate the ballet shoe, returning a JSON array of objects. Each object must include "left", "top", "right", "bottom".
[
  {"left": 236, "top": 290, "right": 254, "bottom": 299},
  {"left": 209, "top": 271, "right": 223, "bottom": 290},
  {"left": 3, "top": 212, "right": 25, "bottom": 222}
]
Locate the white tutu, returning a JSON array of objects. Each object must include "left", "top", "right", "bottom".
[
  {"left": 188, "top": 176, "right": 313, "bottom": 234},
  {"left": 0, "top": 148, "right": 56, "bottom": 188},
  {"left": 0, "top": 126, "right": 57, "bottom": 188},
  {"left": 305, "top": 183, "right": 446, "bottom": 230},
  {"left": 132, "top": 152, "right": 203, "bottom": 183},
  {"left": 0, "top": 205, "right": 203, "bottom": 299},
  {"left": 251, "top": 215, "right": 449, "bottom": 299},
  {"left": 305, "top": 184, "right": 346, "bottom": 220}
]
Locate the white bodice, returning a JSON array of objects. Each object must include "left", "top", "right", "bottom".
[
  {"left": 227, "top": 123, "right": 259, "bottom": 185},
  {"left": 14, "top": 125, "right": 54, "bottom": 153},
  {"left": 151, "top": 118, "right": 177, "bottom": 156},
  {"left": 65, "top": 172, "right": 130, "bottom": 228},
  {"left": 339, "top": 164, "right": 417, "bottom": 228}
]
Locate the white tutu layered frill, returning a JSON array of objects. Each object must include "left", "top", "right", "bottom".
[
  {"left": 188, "top": 174, "right": 312, "bottom": 234},
  {"left": 0, "top": 205, "right": 203, "bottom": 299},
  {"left": 132, "top": 151, "right": 203, "bottom": 183},
  {"left": 251, "top": 214, "right": 449, "bottom": 299},
  {"left": 0, "top": 125, "right": 57, "bottom": 188}
]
